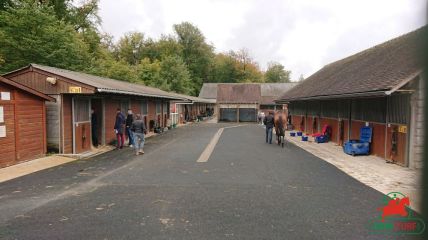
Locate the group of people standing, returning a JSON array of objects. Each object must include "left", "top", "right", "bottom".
[{"left": 113, "top": 108, "right": 147, "bottom": 155}]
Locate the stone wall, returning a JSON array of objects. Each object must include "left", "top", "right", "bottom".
[{"left": 409, "top": 75, "right": 425, "bottom": 169}]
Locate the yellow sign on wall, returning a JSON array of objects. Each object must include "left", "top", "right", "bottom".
[
  {"left": 69, "top": 86, "right": 82, "bottom": 93},
  {"left": 398, "top": 125, "right": 407, "bottom": 133}
]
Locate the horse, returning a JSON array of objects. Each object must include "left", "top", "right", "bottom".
[{"left": 274, "top": 111, "right": 287, "bottom": 146}]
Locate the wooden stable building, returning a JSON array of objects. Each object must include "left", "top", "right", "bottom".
[
  {"left": 0, "top": 76, "right": 54, "bottom": 167},
  {"left": 3, "top": 64, "right": 185, "bottom": 154},
  {"left": 276, "top": 27, "right": 426, "bottom": 169},
  {"left": 199, "top": 83, "right": 296, "bottom": 122},
  {"left": 170, "top": 94, "right": 216, "bottom": 125}
]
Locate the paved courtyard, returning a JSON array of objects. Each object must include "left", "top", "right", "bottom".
[
  {"left": 0, "top": 123, "right": 423, "bottom": 239},
  {"left": 281, "top": 129, "right": 423, "bottom": 213}
]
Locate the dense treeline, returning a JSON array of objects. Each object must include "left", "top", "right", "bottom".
[{"left": 0, "top": 0, "right": 292, "bottom": 95}]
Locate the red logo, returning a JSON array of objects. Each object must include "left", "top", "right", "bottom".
[
  {"left": 377, "top": 196, "right": 410, "bottom": 222},
  {"left": 369, "top": 192, "right": 425, "bottom": 235}
]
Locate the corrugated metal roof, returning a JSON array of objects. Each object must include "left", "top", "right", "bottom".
[
  {"left": 29, "top": 64, "right": 186, "bottom": 100},
  {"left": 172, "top": 92, "right": 216, "bottom": 104},
  {"left": 277, "top": 26, "right": 426, "bottom": 102}
]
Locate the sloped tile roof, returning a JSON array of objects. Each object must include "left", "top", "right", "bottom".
[
  {"left": 260, "top": 83, "right": 298, "bottom": 104},
  {"left": 216, "top": 83, "right": 261, "bottom": 103},
  {"left": 198, "top": 83, "right": 218, "bottom": 99},
  {"left": 277, "top": 26, "right": 426, "bottom": 102}
]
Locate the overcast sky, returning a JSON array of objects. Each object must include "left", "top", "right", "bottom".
[{"left": 98, "top": 0, "right": 426, "bottom": 80}]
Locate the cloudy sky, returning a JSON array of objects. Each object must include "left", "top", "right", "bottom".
[{"left": 98, "top": 0, "right": 426, "bottom": 80}]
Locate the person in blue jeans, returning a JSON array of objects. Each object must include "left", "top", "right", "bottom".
[
  {"left": 114, "top": 109, "right": 126, "bottom": 149},
  {"left": 131, "top": 114, "right": 147, "bottom": 155},
  {"left": 263, "top": 111, "right": 274, "bottom": 144},
  {"left": 125, "top": 109, "right": 135, "bottom": 147}
]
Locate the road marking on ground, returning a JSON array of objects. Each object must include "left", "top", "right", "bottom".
[
  {"left": 223, "top": 124, "right": 246, "bottom": 129},
  {"left": 197, "top": 128, "right": 224, "bottom": 163}
]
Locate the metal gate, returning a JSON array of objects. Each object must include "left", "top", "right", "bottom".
[
  {"left": 239, "top": 108, "right": 257, "bottom": 122},
  {"left": 219, "top": 108, "right": 237, "bottom": 122}
]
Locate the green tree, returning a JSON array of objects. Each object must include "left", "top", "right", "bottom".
[
  {"left": 156, "top": 35, "right": 182, "bottom": 60},
  {"left": 173, "top": 22, "right": 214, "bottom": 94},
  {"left": 0, "top": 0, "right": 14, "bottom": 11},
  {"left": 92, "top": 58, "right": 137, "bottom": 82},
  {"left": 158, "top": 56, "right": 192, "bottom": 95},
  {"left": 115, "top": 32, "right": 145, "bottom": 65},
  {"left": 207, "top": 53, "right": 238, "bottom": 83},
  {"left": 0, "top": 1, "right": 91, "bottom": 73},
  {"left": 229, "top": 49, "right": 263, "bottom": 83},
  {"left": 264, "top": 62, "right": 291, "bottom": 83},
  {"left": 136, "top": 58, "right": 161, "bottom": 86}
]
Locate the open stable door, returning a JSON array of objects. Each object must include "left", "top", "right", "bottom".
[{"left": 73, "top": 97, "right": 91, "bottom": 153}]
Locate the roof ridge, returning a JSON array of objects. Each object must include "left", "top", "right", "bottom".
[
  {"left": 276, "top": 25, "right": 426, "bottom": 102},
  {"left": 30, "top": 63, "right": 178, "bottom": 95},
  {"left": 323, "top": 26, "right": 426, "bottom": 69},
  {"left": 32, "top": 63, "right": 147, "bottom": 88}
]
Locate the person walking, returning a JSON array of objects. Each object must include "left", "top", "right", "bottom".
[
  {"left": 91, "top": 108, "right": 98, "bottom": 147},
  {"left": 131, "top": 114, "right": 147, "bottom": 155},
  {"left": 114, "top": 108, "right": 126, "bottom": 149},
  {"left": 126, "top": 109, "right": 135, "bottom": 147},
  {"left": 264, "top": 111, "right": 274, "bottom": 144}
]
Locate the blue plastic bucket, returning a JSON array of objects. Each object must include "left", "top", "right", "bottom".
[
  {"left": 302, "top": 136, "right": 308, "bottom": 141},
  {"left": 297, "top": 131, "right": 303, "bottom": 136},
  {"left": 290, "top": 132, "right": 296, "bottom": 137}
]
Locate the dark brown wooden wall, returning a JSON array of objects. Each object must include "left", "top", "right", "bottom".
[
  {"left": 319, "top": 118, "right": 339, "bottom": 144},
  {"left": 104, "top": 98, "right": 120, "bottom": 145},
  {"left": 350, "top": 121, "right": 385, "bottom": 158},
  {"left": 306, "top": 116, "right": 316, "bottom": 134},
  {"left": 0, "top": 82, "right": 47, "bottom": 167},
  {"left": 74, "top": 122, "right": 91, "bottom": 153},
  {"left": 148, "top": 100, "right": 156, "bottom": 130},
  {"left": 8, "top": 70, "right": 94, "bottom": 95},
  {"left": 15, "top": 89, "right": 46, "bottom": 160},
  {"left": 386, "top": 124, "right": 407, "bottom": 165},
  {"left": 0, "top": 85, "right": 16, "bottom": 166},
  {"left": 291, "top": 115, "right": 304, "bottom": 131},
  {"left": 61, "top": 95, "right": 73, "bottom": 154}
]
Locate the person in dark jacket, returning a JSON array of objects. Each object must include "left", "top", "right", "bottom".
[
  {"left": 126, "top": 109, "right": 135, "bottom": 147},
  {"left": 91, "top": 108, "right": 98, "bottom": 147},
  {"left": 131, "top": 114, "right": 147, "bottom": 155},
  {"left": 263, "top": 111, "right": 274, "bottom": 144},
  {"left": 114, "top": 108, "right": 126, "bottom": 149}
]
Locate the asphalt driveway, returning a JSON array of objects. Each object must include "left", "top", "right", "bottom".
[{"left": 0, "top": 123, "right": 421, "bottom": 239}]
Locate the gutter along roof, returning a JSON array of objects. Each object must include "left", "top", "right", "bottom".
[{"left": 172, "top": 93, "right": 217, "bottom": 104}]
